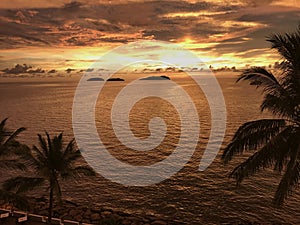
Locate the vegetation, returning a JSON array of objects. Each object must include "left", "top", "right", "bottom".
[
  {"left": 2, "top": 132, "right": 95, "bottom": 223},
  {"left": 0, "top": 118, "right": 29, "bottom": 210},
  {"left": 0, "top": 118, "right": 26, "bottom": 170},
  {"left": 222, "top": 25, "right": 300, "bottom": 206}
]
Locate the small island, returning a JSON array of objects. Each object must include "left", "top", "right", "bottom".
[
  {"left": 140, "top": 75, "right": 170, "bottom": 80},
  {"left": 87, "top": 77, "right": 104, "bottom": 81},
  {"left": 107, "top": 78, "right": 125, "bottom": 81}
]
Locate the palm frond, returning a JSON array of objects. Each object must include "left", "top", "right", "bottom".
[
  {"left": 46, "top": 132, "right": 52, "bottom": 153},
  {"left": 52, "top": 133, "right": 63, "bottom": 153},
  {"left": 0, "top": 118, "right": 26, "bottom": 158},
  {"left": 267, "top": 25, "right": 300, "bottom": 68},
  {"left": 238, "top": 67, "right": 280, "bottom": 91},
  {"left": 74, "top": 165, "right": 96, "bottom": 177},
  {"left": 62, "top": 138, "right": 76, "bottom": 159},
  {"left": 65, "top": 149, "right": 82, "bottom": 162},
  {"left": 0, "top": 118, "right": 9, "bottom": 145},
  {"left": 267, "top": 26, "right": 300, "bottom": 100},
  {"left": 0, "top": 118, "right": 8, "bottom": 128},
  {"left": 0, "top": 189, "right": 30, "bottom": 210},
  {"left": 274, "top": 158, "right": 300, "bottom": 206},
  {"left": 25, "top": 146, "right": 46, "bottom": 168},
  {"left": 222, "top": 119, "right": 286, "bottom": 163},
  {"left": 37, "top": 134, "right": 49, "bottom": 157},
  {"left": 261, "top": 93, "right": 297, "bottom": 119},
  {"left": 274, "top": 128, "right": 300, "bottom": 172},
  {"left": 3, "top": 176, "right": 45, "bottom": 194},
  {"left": 229, "top": 126, "right": 295, "bottom": 184},
  {"left": 238, "top": 67, "right": 298, "bottom": 119},
  {"left": 60, "top": 165, "right": 95, "bottom": 180},
  {"left": 237, "top": 67, "right": 289, "bottom": 99},
  {"left": 0, "top": 159, "right": 27, "bottom": 171},
  {"left": 3, "top": 127, "right": 26, "bottom": 146}
]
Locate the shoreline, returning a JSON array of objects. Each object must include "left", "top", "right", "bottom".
[
  {"left": 1, "top": 196, "right": 283, "bottom": 225},
  {"left": 1, "top": 196, "right": 182, "bottom": 225}
]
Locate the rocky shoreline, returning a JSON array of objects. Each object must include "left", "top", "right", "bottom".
[{"left": 1, "top": 197, "right": 185, "bottom": 225}]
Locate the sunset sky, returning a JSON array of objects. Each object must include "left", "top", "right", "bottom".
[{"left": 0, "top": 0, "right": 299, "bottom": 70}]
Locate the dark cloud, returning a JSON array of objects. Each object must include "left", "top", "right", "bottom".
[
  {"left": 242, "top": 0, "right": 277, "bottom": 7},
  {"left": 98, "top": 37, "right": 129, "bottom": 43},
  {"left": 191, "top": 22, "right": 226, "bottom": 38},
  {"left": 143, "top": 29, "right": 183, "bottom": 41},
  {"left": 1, "top": 64, "right": 46, "bottom": 74},
  {"left": 63, "top": 1, "right": 83, "bottom": 9},
  {"left": 0, "top": 0, "right": 299, "bottom": 68}
]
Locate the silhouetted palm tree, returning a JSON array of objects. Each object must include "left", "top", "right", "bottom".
[
  {"left": 0, "top": 118, "right": 29, "bottom": 209},
  {"left": 3, "top": 132, "right": 95, "bottom": 223},
  {"left": 222, "top": 25, "right": 300, "bottom": 206},
  {"left": 0, "top": 118, "right": 26, "bottom": 170}
]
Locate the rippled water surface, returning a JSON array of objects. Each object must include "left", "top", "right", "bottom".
[{"left": 0, "top": 72, "right": 299, "bottom": 224}]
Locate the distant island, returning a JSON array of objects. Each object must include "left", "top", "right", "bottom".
[
  {"left": 140, "top": 75, "right": 170, "bottom": 80},
  {"left": 87, "top": 77, "right": 104, "bottom": 81},
  {"left": 107, "top": 78, "right": 125, "bottom": 81}
]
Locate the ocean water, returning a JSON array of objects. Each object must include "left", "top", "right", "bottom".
[{"left": 0, "top": 72, "right": 299, "bottom": 224}]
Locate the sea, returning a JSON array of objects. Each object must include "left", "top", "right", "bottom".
[{"left": 0, "top": 71, "right": 299, "bottom": 224}]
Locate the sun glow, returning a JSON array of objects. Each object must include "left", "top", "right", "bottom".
[{"left": 183, "top": 37, "right": 194, "bottom": 44}]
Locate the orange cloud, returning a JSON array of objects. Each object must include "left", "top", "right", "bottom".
[{"left": 0, "top": 0, "right": 299, "bottom": 70}]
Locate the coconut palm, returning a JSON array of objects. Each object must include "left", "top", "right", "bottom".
[
  {"left": 0, "top": 118, "right": 26, "bottom": 170},
  {"left": 3, "top": 132, "right": 95, "bottom": 223},
  {"left": 0, "top": 118, "right": 29, "bottom": 210},
  {"left": 222, "top": 24, "right": 300, "bottom": 206}
]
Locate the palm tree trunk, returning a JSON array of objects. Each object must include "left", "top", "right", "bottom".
[{"left": 48, "top": 185, "right": 54, "bottom": 223}]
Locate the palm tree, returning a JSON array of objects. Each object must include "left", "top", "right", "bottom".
[
  {"left": 222, "top": 24, "right": 300, "bottom": 206},
  {"left": 0, "top": 118, "right": 29, "bottom": 209},
  {"left": 3, "top": 132, "right": 95, "bottom": 223},
  {"left": 0, "top": 118, "right": 26, "bottom": 170}
]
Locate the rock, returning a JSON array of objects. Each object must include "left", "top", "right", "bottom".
[
  {"left": 65, "top": 199, "right": 79, "bottom": 207},
  {"left": 1, "top": 196, "right": 175, "bottom": 225},
  {"left": 101, "top": 210, "right": 112, "bottom": 218},
  {"left": 122, "top": 219, "right": 132, "bottom": 225},
  {"left": 74, "top": 214, "right": 83, "bottom": 222},
  {"left": 69, "top": 209, "right": 81, "bottom": 217},
  {"left": 82, "top": 218, "right": 90, "bottom": 223},
  {"left": 117, "top": 211, "right": 130, "bottom": 217},
  {"left": 111, "top": 213, "right": 122, "bottom": 221},
  {"left": 35, "top": 196, "right": 47, "bottom": 202},
  {"left": 145, "top": 215, "right": 158, "bottom": 222},
  {"left": 142, "top": 217, "right": 151, "bottom": 223},
  {"left": 83, "top": 209, "right": 92, "bottom": 218},
  {"left": 54, "top": 206, "right": 64, "bottom": 212},
  {"left": 91, "top": 213, "right": 101, "bottom": 221},
  {"left": 151, "top": 220, "right": 168, "bottom": 225},
  {"left": 123, "top": 216, "right": 142, "bottom": 224},
  {"left": 91, "top": 208, "right": 101, "bottom": 213},
  {"left": 62, "top": 214, "right": 72, "bottom": 220}
]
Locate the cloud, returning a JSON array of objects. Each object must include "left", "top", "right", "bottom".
[
  {"left": 0, "top": 0, "right": 299, "bottom": 69},
  {"left": 1, "top": 64, "right": 46, "bottom": 74},
  {"left": 242, "top": 0, "right": 277, "bottom": 6}
]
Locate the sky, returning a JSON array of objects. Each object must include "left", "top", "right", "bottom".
[{"left": 0, "top": 0, "right": 299, "bottom": 70}]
